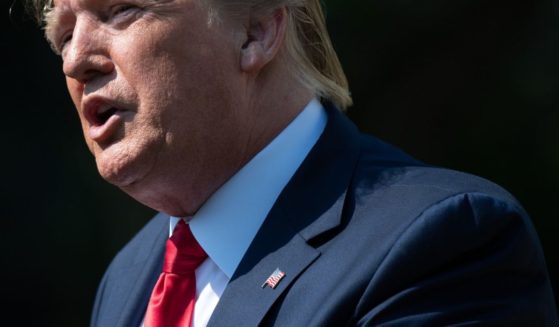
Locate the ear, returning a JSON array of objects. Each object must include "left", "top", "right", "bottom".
[{"left": 240, "top": 8, "right": 288, "bottom": 74}]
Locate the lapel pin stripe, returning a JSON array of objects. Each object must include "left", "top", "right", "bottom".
[{"left": 261, "top": 268, "right": 286, "bottom": 289}]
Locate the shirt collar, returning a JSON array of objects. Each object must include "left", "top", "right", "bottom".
[{"left": 171, "top": 98, "right": 327, "bottom": 278}]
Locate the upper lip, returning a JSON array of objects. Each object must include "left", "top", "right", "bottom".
[{"left": 82, "top": 96, "right": 127, "bottom": 127}]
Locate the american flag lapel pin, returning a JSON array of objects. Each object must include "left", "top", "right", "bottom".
[{"left": 261, "top": 268, "right": 286, "bottom": 289}]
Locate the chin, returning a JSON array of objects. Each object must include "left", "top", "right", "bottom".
[
  {"left": 119, "top": 180, "right": 188, "bottom": 216},
  {"left": 93, "top": 138, "right": 157, "bottom": 188},
  {"left": 95, "top": 155, "right": 144, "bottom": 188},
  {"left": 99, "top": 167, "right": 138, "bottom": 188}
]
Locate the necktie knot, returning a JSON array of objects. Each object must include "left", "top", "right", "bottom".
[{"left": 163, "top": 220, "right": 207, "bottom": 274}]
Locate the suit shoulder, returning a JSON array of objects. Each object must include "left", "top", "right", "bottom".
[
  {"left": 354, "top": 133, "right": 520, "bottom": 207},
  {"left": 338, "top": 135, "right": 557, "bottom": 324}
]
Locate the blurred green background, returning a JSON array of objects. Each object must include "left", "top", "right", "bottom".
[{"left": 2, "top": 0, "right": 557, "bottom": 324}]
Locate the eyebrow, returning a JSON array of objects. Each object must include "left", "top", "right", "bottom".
[{"left": 43, "top": 0, "right": 177, "bottom": 50}]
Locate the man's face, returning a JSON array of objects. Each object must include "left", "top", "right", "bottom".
[{"left": 48, "top": 0, "right": 251, "bottom": 213}]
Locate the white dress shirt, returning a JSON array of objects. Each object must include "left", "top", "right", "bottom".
[{"left": 143, "top": 98, "right": 327, "bottom": 327}]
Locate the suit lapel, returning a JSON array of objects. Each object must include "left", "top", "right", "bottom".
[
  {"left": 97, "top": 213, "right": 168, "bottom": 326},
  {"left": 208, "top": 105, "right": 361, "bottom": 326},
  {"left": 208, "top": 234, "right": 320, "bottom": 326}
]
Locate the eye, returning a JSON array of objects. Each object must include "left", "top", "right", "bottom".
[
  {"left": 58, "top": 33, "right": 73, "bottom": 54},
  {"left": 113, "top": 5, "right": 133, "bottom": 15},
  {"left": 110, "top": 4, "right": 139, "bottom": 20}
]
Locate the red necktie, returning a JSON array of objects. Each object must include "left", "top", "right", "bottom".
[{"left": 144, "top": 220, "right": 208, "bottom": 327}]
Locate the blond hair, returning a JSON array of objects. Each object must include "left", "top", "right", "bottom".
[{"left": 212, "top": 0, "right": 352, "bottom": 109}]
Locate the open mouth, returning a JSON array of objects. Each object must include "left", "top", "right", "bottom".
[
  {"left": 95, "top": 107, "right": 119, "bottom": 126},
  {"left": 83, "top": 98, "right": 129, "bottom": 142},
  {"left": 84, "top": 100, "right": 123, "bottom": 127}
]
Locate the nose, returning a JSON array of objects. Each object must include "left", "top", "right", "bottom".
[{"left": 62, "top": 18, "right": 114, "bottom": 84}]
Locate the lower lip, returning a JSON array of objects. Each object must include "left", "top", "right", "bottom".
[{"left": 88, "top": 112, "right": 124, "bottom": 142}]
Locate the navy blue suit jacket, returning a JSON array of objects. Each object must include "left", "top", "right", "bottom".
[{"left": 91, "top": 106, "right": 558, "bottom": 326}]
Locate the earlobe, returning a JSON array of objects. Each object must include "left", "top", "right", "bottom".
[
  {"left": 240, "top": 40, "right": 265, "bottom": 73},
  {"left": 240, "top": 8, "right": 287, "bottom": 74}
]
